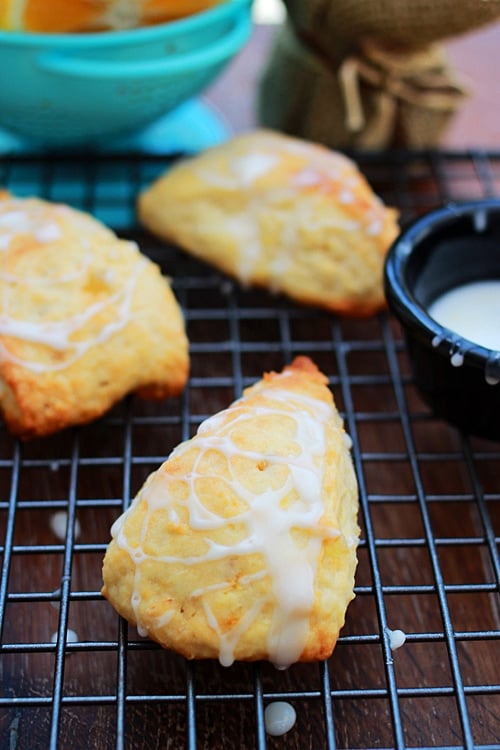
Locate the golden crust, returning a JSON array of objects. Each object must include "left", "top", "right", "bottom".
[
  {"left": 102, "top": 356, "right": 359, "bottom": 666},
  {"left": 0, "top": 193, "right": 189, "bottom": 439},
  {"left": 138, "top": 129, "right": 399, "bottom": 317}
]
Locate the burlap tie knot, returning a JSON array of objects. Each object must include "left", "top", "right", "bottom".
[
  {"left": 259, "top": 1, "right": 500, "bottom": 150},
  {"left": 337, "top": 40, "right": 468, "bottom": 147}
]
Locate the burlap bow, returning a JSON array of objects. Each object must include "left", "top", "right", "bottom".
[
  {"left": 258, "top": 0, "right": 500, "bottom": 150},
  {"left": 337, "top": 41, "right": 468, "bottom": 148}
]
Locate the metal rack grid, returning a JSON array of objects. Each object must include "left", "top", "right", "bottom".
[{"left": 0, "top": 149, "right": 499, "bottom": 750}]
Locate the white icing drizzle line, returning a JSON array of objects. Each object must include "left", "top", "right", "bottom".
[
  {"left": 431, "top": 332, "right": 469, "bottom": 368},
  {"left": 0, "top": 199, "right": 147, "bottom": 372},
  {"left": 0, "top": 263, "right": 143, "bottom": 372},
  {"left": 264, "top": 701, "right": 297, "bottom": 737},
  {"left": 485, "top": 352, "right": 500, "bottom": 385},
  {"left": 112, "top": 374, "right": 346, "bottom": 668},
  {"left": 203, "top": 597, "right": 265, "bottom": 668},
  {"left": 431, "top": 331, "right": 500, "bottom": 385},
  {"left": 193, "top": 139, "right": 388, "bottom": 291}
]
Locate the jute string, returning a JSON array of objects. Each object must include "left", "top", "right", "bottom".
[{"left": 258, "top": 1, "right": 500, "bottom": 149}]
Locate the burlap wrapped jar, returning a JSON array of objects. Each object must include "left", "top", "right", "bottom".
[{"left": 258, "top": 0, "right": 500, "bottom": 149}]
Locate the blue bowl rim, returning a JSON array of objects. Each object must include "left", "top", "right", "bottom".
[
  {"left": 0, "top": 0, "right": 251, "bottom": 47},
  {"left": 384, "top": 198, "right": 500, "bottom": 369},
  {"left": 32, "top": 10, "right": 251, "bottom": 78}
]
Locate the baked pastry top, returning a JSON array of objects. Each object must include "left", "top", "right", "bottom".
[
  {"left": 0, "top": 193, "right": 189, "bottom": 439},
  {"left": 138, "top": 128, "right": 399, "bottom": 317},
  {"left": 102, "top": 356, "right": 359, "bottom": 667}
]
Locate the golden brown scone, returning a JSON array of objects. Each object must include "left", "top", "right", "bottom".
[
  {"left": 138, "top": 129, "right": 399, "bottom": 317},
  {"left": 102, "top": 356, "right": 359, "bottom": 667},
  {"left": 0, "top": 193, "right": 189, "bottom": 439}
]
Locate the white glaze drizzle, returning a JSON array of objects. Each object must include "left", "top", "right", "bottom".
[
  {"left": 232, "top": 152, "right": 279, "bottom": 186},
  {"left": 485, "top": 353, "right": 500, "bottom": 385},
  {"left": 387, "top": 627, "right": 407, "bottom": 651},
  {"left": 473, "top": 208, "right": 488, "bottom": 233},
  {"left": 111, "top": 373, "right": 348, "bottom": 668},
  {"left": 450, "top": 350, "right": 464, "bottom": 368},
  {"left": 0, "top": 199, "right": 146, "bottom": 372},
  {"left": 49, "top": 511, "right": 81, "bottom": 541},
  {"left": 192, "top": 139, "right": 388, "bottom": 288},
  {"left": 264, "top": 701, "right": 297, "bottom": 736}
]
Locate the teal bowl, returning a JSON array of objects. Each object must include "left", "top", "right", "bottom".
[{"left": 0, "top": 0, "right": 252, "bottom": 147}]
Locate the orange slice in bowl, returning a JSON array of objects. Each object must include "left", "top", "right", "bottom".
[{"left": 0, "top": 0, "right": 224, "bottom": 32}]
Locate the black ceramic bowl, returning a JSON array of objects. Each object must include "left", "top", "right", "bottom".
[{"left": 384, "top": 199, "right": 500, "bottom": 442}]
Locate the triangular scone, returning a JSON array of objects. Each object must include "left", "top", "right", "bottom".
[
  {"left": 102, "top": 356, "right": 359, "bottom": 667},
  {"left": 0, "top": 194, "right": 189, "bottom": 439},
  {"left": 138, "top": 129, "right": 399, "bottom": 317}
]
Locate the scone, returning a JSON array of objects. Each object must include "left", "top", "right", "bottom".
[
  {"left": 0, "top": 193, "right": 189, "bottom": 439},
  {"left": 138, "top": 129, "right": 399, "bottom": 317},
  {"left": 102, "top": 356, "right": 359, "bottom": 667}
]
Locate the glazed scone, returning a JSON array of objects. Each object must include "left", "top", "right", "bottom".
[
  {"left": 0, "top": 193, "right": 189, "bottom": 439},
  {"left": 102, "top": 356, "right": 359, "bottom": 667},
  {"left": 138, "top": 129, "right": 399, "bottom": 317}
]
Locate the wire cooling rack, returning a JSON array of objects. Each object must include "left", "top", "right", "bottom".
[{"left": 0, "top": 149, "right": 499, "bottom": 750}]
